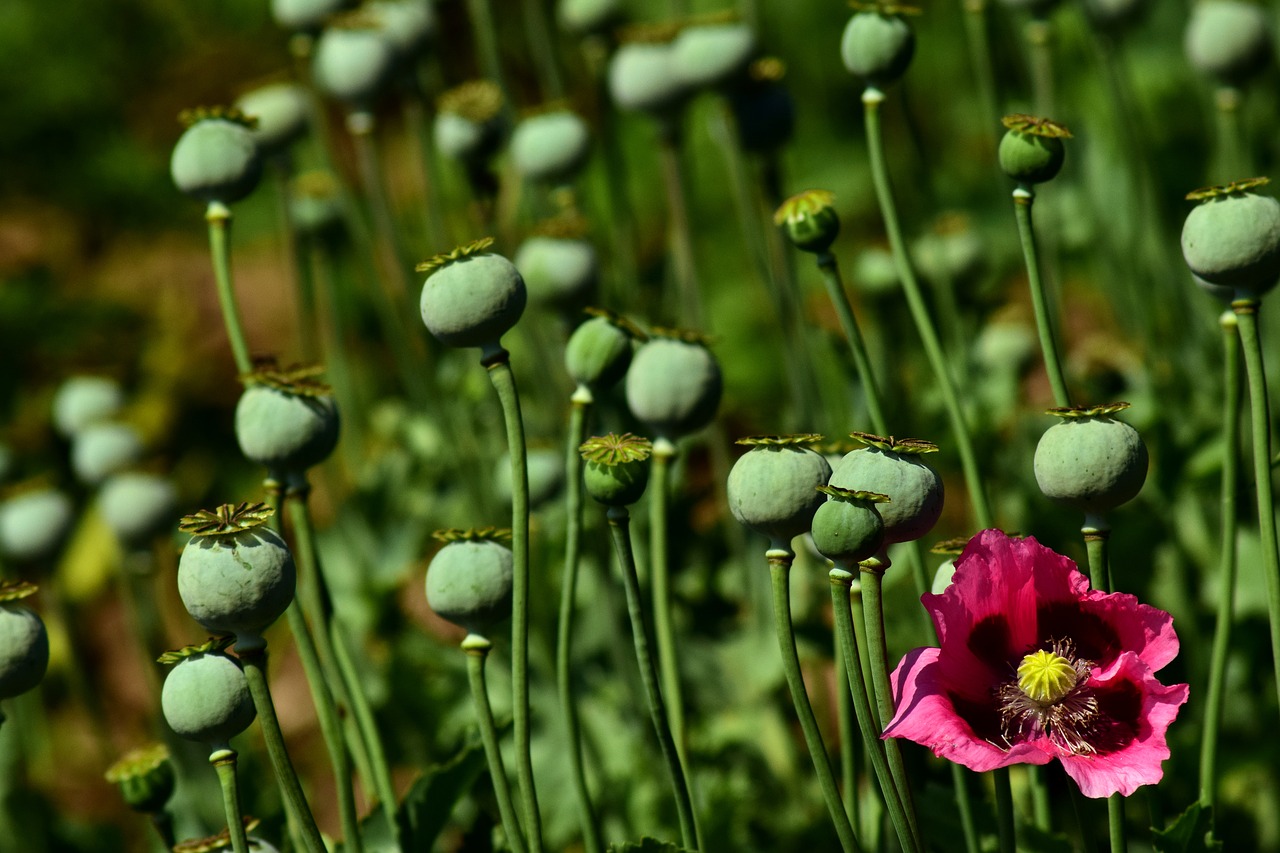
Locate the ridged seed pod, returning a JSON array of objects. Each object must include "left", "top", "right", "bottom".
[
  {"left": 810, "top": 487, "right": 888, "bottom": 566},
  {"left": 1185, "top": 0, "right": 1272, "bottom": 85},
  {"left": 998, "top": 115, "right": 1071, "bottom": 185},
  {"left": 840, "top": 10, "right": 916, "bottom": 89},
  {"left": 564, "top": 310, "right": 641, "bottom": 393},
  {"left": 609, "top": 35, "right": 688, "bottom": 116},
  {"left": 105, "top": 744, "right": 176, "bottom": 814},
  {"left": 580, "top": 433, "right": 652, "bottom": 507},
  {"left": 313, "top": 22, "right": 397, "bottom": 107},
  {"left": 0, "top": 584, "right": 48, "bottom": 703},
  {"left": 235, "top": 363, "right": 340, "bottom": 479},
  {"left": 236, "top": 83, "right": 310, "bottom": 156},
  {"left": 671, "top": 20, "right": 757, "bottom": 90},
  {"left": 510, "top": 110, "right": 591, "bottom": 185}
]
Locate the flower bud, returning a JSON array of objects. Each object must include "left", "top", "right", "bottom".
[
  {"left": 105, "top": 744, "right": 176, "bottom": 814},
  {"left": 998, "top": 114, "right": 1071, "bottom": 185},
  {"left": 774, "top": 189, "right": 839, "bottom": 254}
]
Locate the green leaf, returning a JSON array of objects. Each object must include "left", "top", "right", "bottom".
[
  {"left": 1152, "top": 802, "right": 1223, "bottom": 853},
  {"left": 606, "top": 837, "right": 694, "bottom": 853},
  {"left": 396, "top": 734, "right": 488, "bottom": 849}
]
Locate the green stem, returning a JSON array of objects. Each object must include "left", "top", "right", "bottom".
[
  {"left": 1029, "top": 765, "right": 1052, "bottom": 831},
  {"left": 467, "top": 0, "right": 508, "bottom": 98},
  {"left": 212, "top": 750, "right": 251, "bottom": 853},
  {"left": 465, "top": 636, "right": 529, "bottom": 853},
  {"left": 649, "top": 441, "right": 687, "bottom": 764},
  {"left": 1201, "top": 310, "right": 1241, "bottom": 810},
  {"left": 1026, "top": 18, "right": 1055, "bottom": 117},
  {"left": 862, "top": 89, "right": 993, "bottom": 528},
  {"left": 206, "top": 202, "right": 253, "bottom": 375},
  {"left": 1107, "top": 795, "right": 1127, "bottom": 853},
  {"left": 656, "top": 125, "right": 703, "bottom": 328},
  {"left": 1213, "top": 87, "right": 1245, "bottom": 183},
  {"left": 349, "top": 112, "right": 413, "bottom": 295},
  {"left": 271, "top": 158, "right": 319, "bottom": 362},
  {"left": 768, "top": 547, "right": 862, "bottom": 853},
  {"left": 816, "top": 252, "right": 889, "bottom": 435},
  {"left": 949, "top": 762, "right": 982, "bottom": 853},
  {"left": 1068, "top": 780, "right": 1101, "bottom": 853},
  {"left": 522, "top": 0, "right": 564, "bottom": 99},
  {"left": 1013, "top": 188, "right": 1071, "bottom": 408},
  {"left": 607, "top": 506, "right": 699, "bottom": 850},
  {"left": 959, "top": 0, "right": 1000, "bottom": 153},
  {"left": 836, "top": 634, "right": 858, "bottom": 826},
  {"left": 402, "top": 92, "right": 450, "bottom": 252},
  {"left": 485, "top": 350, "right": 544, "bottom": 853},
  {"left": 1084, "top": 523, "right": 1111, "bottom": 593},
  {"left": 993, "top": 767, "right": 1017, "bottom": 853}
]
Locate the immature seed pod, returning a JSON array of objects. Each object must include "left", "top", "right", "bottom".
[
  {"left": 914, "top": 213, "right": 985, "bottom": 286},
  {"left": 1185, "top": 0, "right": 1271, "bottom": 85},
  {"left": 418, "top": 238, "right": 527, "bottom": 356},
  {"left": 271, "top": 0, "right": 349, "bottom": 33},
  {"left": 625, "top": 330, "right": 722, "bottom": 440},
  {"left": 728, "top": 435, "right": 832, "bottom": 545},
  {"left": 290, "top": 170, "right": 345, "bottom": 238},
  {"left": 236, "top": 83, "right": 310, "bottom": 157},
  {"left": 515, "top": 234, "right": 597, "bottom": 311},
  {"left": 434, "top": 81, "right": 505, "bottom": 163},
  {"left": 998, "top": 114, "right": 1071, "bottom": 185},
  {"left": 235, "top": 362, "right": 340, "bottom": 479},
  {"left": 105, "top": 744, "right": 176, "bottom": 814},
  {"left": 671, "top": 19, "right": 757, "bottom": 90},
  {"left": 728, "top": 58, "right": 795, "bottom": 153},
  {"left": 774, "top": 189, "right": 840, "bottom": 254},
  {"left": 71, "top": 422, "right": 144, "bottom": 486},
  {"left": 564, "top": 309, "right": 643, "bottom": 393},
  {"left": 1033, "top": 402, "right": 1148, "bottom": 515},
  {"left": 52, "top": 375, "right": 124, "bottom": 438},
  {"left": 558, "top": 0, "right": 624, "bottom": 36},
  {"left": 160, "top": 644, "right": 255, "bottom": 748},
  {"left": 810, "top": 487, "right": 888, "bottom": 566},
  {"left": 367, "top": 0, "right": 437, "bottom": 60},
  {"left": 580, "top": 433, "right": 652, "bottom": 507},
  {"left": 171, "top": 109, "right": 263, "bottom": 206},
  {"left": 177, "top": 503, "right": 296, "bottom": 653},
  {"left": 1181, "top": 178, "right": 1280, "bottom": 296},
  {"left": 608, "top": 30, "right": 689, "bottom": 116},
  {"left": 510, "top": 110, "right": 591, "bottom": 185},
  {"left": 0, "top": 582, "right": 49, "bottom": 703},
  {"left": 0, "top": 487, "right": 73, "bottom": 564},
  {"left": 828, "top": 433, "right": 944, "bottom": 545},
  {"left": 99, "top": 472, "right": 178, "bottom": 550},
  {"left": 425, "top": 530, "right": 514, "bottom": 636},
  {"left": 313, "top": 20, "right": 397, "bottom": 107},
  {"left": 840, "top": 9, "right": 916, "bottom": 89}
]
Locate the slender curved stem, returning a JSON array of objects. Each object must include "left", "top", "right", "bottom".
[
  {"left": 467, "top": 0, "right": 508, "bottom": 98},
  {"left": 206, "top": 203, "right": 253, "bottom": 375},
  {"left": 836, "top": 642, "right": 858, "bottom": 825},
  {"left": 959, "top": 0, "right": 1000, "bottom": 153},
  {"left": 816, "top": 253, "right": 889, "bottom": 435},
  {"left": 485, "top": 350, "right": 544, "bottom": 853},
  {"left": 1013, "top": 188, "right": 1071, "bottom": 408},
  {"left": 465, "top": 637, "right": 529, "bottom": 853},
  {"left": 656, "top": 125, "right": 702, "bottom": 329},
  {"left": 607, "top": 506, "right": 699, "bottom": 850},
  {"left": 522, "top": 0, "right": 563, "bottom": 99},
  {"left": 212, "top": 750, "right": 251, "bottom": 853},
  {"left": 649, "top": 441, "right": 687, "bottom": 764},
  {"left": 270, "top": 158, "right": 319, "bottom": 362},
  {"left": 993, "top": 767, "right": 1016, "bottom": 853}
]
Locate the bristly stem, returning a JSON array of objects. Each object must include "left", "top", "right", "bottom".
[
  {"left": 206, "top": 202, "right": 253, "bottom": 375},
  {"left": 607, "top": 506, "right": 700, "bottom": 850},
  {"left": 1013, "top": 187, "right": 1071, "bottom": 408},
  {"left": 816, "top": 252, "right": 889, "bottom": 436},
  {"left": 649, "top": 440, "right": 688, "bottom": 766},
  {"left": 212, "top": 750, "right": 251, "bottom": 853},
  {"left": 656, "top": 124, "right": 703, "bottom": 328},
  {"left": 464, "top": 636, "right": 529, "bottom": 853}
]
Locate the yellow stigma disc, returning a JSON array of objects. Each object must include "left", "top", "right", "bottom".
[{"left": 1017, "top": 649, "right": 1078, "bottom": 704}]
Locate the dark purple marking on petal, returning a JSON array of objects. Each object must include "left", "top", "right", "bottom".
[
  {"left": 968, "top": 614, "right": 1016, "bottom": 670},
  {"left": 1037, "top": 601, "right": 1121, "bottom": 664},
  {"left": 948, "top": 689, "right": 1006, "bottom": 747}
]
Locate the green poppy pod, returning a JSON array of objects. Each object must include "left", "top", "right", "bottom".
[
  {"left": 235, "top": 83, "right": 310, "bottom": 157},
  {"left": 840, "top": 11, "right": 915, "bottom": 89},
  {"left": 0, "top": 488, "right": 73, "bottom": 564},
  {"left": 1181, "top": 180, "right": 1280, "bottom": 296},
  {"left": 625, "top": 333, "right": 722, "bottom": 440},
  {"left": 290, "top": 171, "right": 345, "bottom": 238},
  {"left": 235, "top": 365, "right": 340, "bottom": 479},
  {"left": 177, "top": 504, "right": 296, "bottom": 653},
  {"left": 71, "top": 422, "right": 143, "bottom": 486},
  {"left": 671, "top": 21, "right": 757, "bottom": 90},
  {"left": 565, "top": 311, "right": 639, "bottom": 392},
  {"left": 435, "top": 81, "right": 505, "bottom": 163},
  {"left": 419, "top": 240, "right": 527, "bottom": 355},
  {"left": 426, "top": 532, "right": 514, "bottom": 636},
  {"left": 271, "top": 0, "right": 350, "bottom": 33},
  {"left": 1185, "top": 0, "right": 1271, "bottom": 85},
  {"left": 828, "top": 434, "right": 944, "bottom": 545},
  {"left": 160, "top": 650, "right": 255, "bottom": 748},
  {"left": 774, "top": 189, "right": 840, "bottom": 254},
  {"left": 1033, "top": 404, "right": 1148, "bottom": 515},
  {"left": 105, "top": 744, "right": 175, "bottom": 814},
  {"left": 99, "top": 473, "right": 178, "bottom": 550},
  {"left": 1192, "top": 271, "right": 1236, "bottom": 302},
  {"left": 52, "top": 376, "right": 124, "bottom": 438},
  {"left": 914, "top": 215, "right": 986, "bottom": 286},
  {"left": 608, "top": 38, "right": 689, "bottom": 116},
  {"left": 810, "top": 487, "right": 888, "bottom": 566},
  {"left": 727, "top": 436, "right": 832, "bottom": 545},
  {"left": 0, "top": 587, "right": 48, "bottom": 702},
  {"left": 510, "top": 110, "right": 591, "bottom": 185},
  {"left": 558, "top": 0, "right": 624, "bottom": 35},
  {"left": 931, "top": 558, "right": 957, "bottom": 594},
  {"left": 494, "top": 447, "right": 564, "bottom": 510},
  {"left": 367, "top": 0, "right": 437, "bottom": 60},
  {"left": 171, "top": 114, "right": 263, "bottom": 206},
  {"left": 998, "top": 115, "right": 1070, "bottom": 185},
  {"left": 515, "top": 236, "right": 597, "bottom": 310},
  {"left": 580, "top": 433, "right": 651, "bottom": 507},
  {"left": 313, "top": 24, "right": 397, "bottom": 107}
]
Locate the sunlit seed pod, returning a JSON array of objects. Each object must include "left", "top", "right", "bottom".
[
  {"left": 625, "top": 334, "right": 722, "bottom": 440},
  {"left": 52, "top": 376, "right": 125, "bottom": 438},
  {"left": 999, "top": 130, "right": 1065, "bottom": 185},
  {"left": 105, "top": 744, "right": 176, "bottom": 814},
  {"left": 271, "top": 0, "right": 350, "bottom": 33},
  {"left": 1185, "top": 0, "right": 1272, "bottom": 85},
  {"left": 235, "top": 367, "right": 340, "bottom": 478},
  {"left": 0, "top": 602, "right": 49, "bottom": 701},
  {"left": 419, "top": 241, "right": 527, "bottom": 353},
  {"left": 426, "top": 535, "right": 514, "bottom": 636},
  {"left": 565, "top": 313, "right": 636, "bottom": 392},
  {"left": 0, "top": 489, "right": 73, "bottom": 564},
  {"left": 973, "top": 322, "right": 1037, "bottom": 372},
  {"left": 608, "top": 40, "right": 689, "bottom": 115},
  {"left": 727, "top": 438, "right": 832, "bottom": 544},
  {"left": 913, "top": 215, "right": 985, "bottom": 285},
  {"left": 367, "top": 0, "right": 437, "bottom": 60},
  {"left": 313, "top": 24, "right": 397, "bottom": 107},
  {"left": 852, "top": 246, "right": 900, "bottom": 298},
  {"left": 71, "top": 422, "right": 143, "bottom": 486},
  {"left": 580, "top": 433, "right": 652, "bottom": 507},
  {"left": 828, "top": 438, "right": 943, "bottom": 545},
  {"left": 558, "top": 0, "right": 624, "bottom": 36},
  {"left": 671, "top": 21, "right": 757, "bottom": 90},
  {"left": 290, "top": 170, "right": 345, "bottom": 238},
  {"left": 1034, "top": 408, "right": 1148, "bottom": 514},
  {"left": 775, "top": 189, "right": 840, "bottom": 254},
  {"left": 1182, "top": 185, "right": 1280, "bottom": 296},
  {"left": 434, "top": 81, "right": 505, "bottom": 163},
  {"left": 510, "top": 110, "right": 591, "bottom": 185},
  {"left": 810, "top": 490, "right": 886, "bottom": 566},
  {"left": 840, "top": 11, "right": 915, "bottom": 89},
  {"left": 99, "top": 472, "right": 178, "bottom": 550},
  {"left": 235, "top": 83, "right": 310, "bottom": 156},
  {"left": 515, "top": 236, "right": 597, "bottom": 311},
  {"left": 161, "top": 652, "right": 256, "bottom": 747},
  {"left": 171, "top": 116, "right": 262, "bottom": 206}
]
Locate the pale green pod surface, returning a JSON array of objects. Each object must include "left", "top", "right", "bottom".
[
  {"left": 608, "top": 41, "right": 688, "bottom": 115},
  {"left": 840, "top": 12, "right": 915, "bottom": 88},
  {"left": 914, "top": 226, "right": 985, "bottom": 286},
  {"left": 583, "top": 457, "right": 649, "bottom": 506},
  {"left": 426, "top": 539, "right": 514, "bottom": 635},
  {"left": 0, "top": 605, "right": 48, "bottom": 700},
  {"left": 236, "top": 83, "right": 310, "bottom": 156},
  {"left": 931, "top": 559, "right": 957, "bottom": 594},
  {"left": 0, "top": 489, "right": 73, "bottom": 563},
  {"left": 728, "top": 446, "right": 832, "bottom": 543},
  {"left": 810, "top": 499, "right": 884, "bottom": 565},
  {"left": 420, "top": 253, "right": 527, "bottom": 350},
  {"left": 313, "top": 26, "right": 397, "bottom": 106},
  {"left": 515, "top": 236, "right": 597, "bottom": 310},
  {"left": 829, "top": 448, "right": 943, "bottom": 544},
  {"left": 558, "top": 0, "right": 623, "bottom": 35},
  {"left": 1181, "top": 193, "right": 1280, "bottom": 294},
  {"left": 107, "top": 745, "right": 176, "bottom": 813},
  {"left": 271, "top": 0, "right": 350, "bottom": 32},
  {"left": 1033, "top": 417, "right": 1148, "bottom": 513},
  {"left": 565, "top": 316, "right": 633, "bottom": 391},
  {"left": 368, "top": 0, "right": 437, "bottom": 59},
  {"left": 71, "top": 422, "right": 143, "bottom": 486},
  {"left": 672, "top": 22, "right": 757, "bottom": 89},
  {"left": 160, "top": 653, "right": 256, "bottom": 746},
  {"left": 290, "top": 172, "right": 345, "bottom": 238},
  {"left": 853, "top": 246, "right": 900, "bottom": 298},
  {"left": 99, "top": 473, "right": 178, "bottom": 549},
  {"left": 170, "top": 119, "right": 262, "bottom": 205},
  {"left": 494, "top": 447, "right": 564, "bottom": 510},
  {"left": 510, "top": 111, "right": 591, "bottom": 184},
  {"left": 178, "top": 528, "right": 296, "bottom": 652},
  {"left": 998, "top": 130, "right": 1065, "bottom": 185},
  {"left": 625, "top": 337, "right": 722, "bottom": 439},
  {"left": 1191, "top": 271, "right": 1235, "bottom": 302},
  {"left": 435, "top": 112, "right": 497, "bottom": 162},
  {"left": 52, "top": 376, "right": 124, "bottom": 438},
  {"left": 1185, "top": 0, "right": 1271, "bottom": 84},
  {"left": 235, "top": 385, "right": 340, "bottom": 476}
]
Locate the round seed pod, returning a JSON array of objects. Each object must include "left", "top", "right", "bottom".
[
  {"left": 510, "top": 110, "right": 591, "bottom": 185},
  {"left": 565, "top": 311, "right": 639, "bottom": 392},
  {"left": 426, "top": 532, "right": 514, "bottom": 636},
  {"left": 931, "top": 559, "right": 957, "bottom": 594},
  {"left": 160, "top": 650, "right": 255, "bottom": 748},
  {"left": 671, "top": 21, "right": 757, "bottom": 90},
  {"left": 558, "top": 0, "right": 624, "bottom": 35},
  {"left": 1033, "top": 404, "right": 1148, "bottom": 515},
  {"left": 494, "top": 447, "right": 564, "bottom": 510},
  {"left": 0, "top": 488, "right": 73, "bottom": 564},
  {"left": 580, "top": 433, "right": 651, "bottom": 507},
  {"left": 290, "top": 170, "right": 345, "bottom": 239},
  {"left": 105, "top": 744, "right": 175, "bottom": 814},
  {"left": 828, "top": 434, "right": 944, "bottom": 545},
  {"left": 998, "top": 116, "right": 1070, "bottom": 185},
  {"left": 71, "top": 422, "right": 143, "bottom": 486},
  {"left": 0, "top": 588, "right": 48, "bottom": 702},
  {"left": 177, "top": 504, "right": 296, "bottom": 653},
  {"left": 608, "top": 39, "right": 688, "bottom": 116},
  {"left": 235, "top": 366, "right": 340, "bottom": 478},
  {"left": 625, "top": 333, "right": 722, "bottom": 440},
  {"left": 367, "top": 0, "right": 437, "bottom": 60},
  {"left": 774, "top": 189, "right": 840, "bottom": 254},
  {"left": 99, "top": 473, "right": 178, "bottom": 550},
  {"left": 515, "top": 236, "right": 597, "bottom": 310},
  {"left": 171, "top": 113, "right": 262, "bottom": 206},
  {"left": 271, "top": 0, "right": 350, "bottom": 33},
  {"left": 435, "top": 81, "right": 505, "bottom": 163},
  {"left": 727, "top": 436, "right": 832, "bottom": 544},
  {"left": 419, "top": 240, "right": 527, "bottom": 354},
  {"left": 1181, "top": 181, "right": 1280, "bottom": 295},
  {"left": 728, "top": 61, "right": 794, "bottom": 152},
  {"left": 913, "top": 215, "right": 985, "bottom": 286},
  {"left": 52, "top": 376, "right": 124, "bottom": 438},
  {"left": 810, "top": 487, "right": 888, "bottom": 566},
  {"left": 840, "top": 11, "right": 915, "bottom": 89},
  {"left": 1191, "top": 271, "right": 1236, "bottom": 302},
  {"left": 313, "top": 24, "right": 397, "bottom": 107},
  {"left": 1185, "top": 0, "right": 1271, "bottom": 85},
  {"left": 853, "top": 246, "right": 900, "bottom": 298},
  {"left": 235, "top": 83, "right": 310, "bottom": 157}
]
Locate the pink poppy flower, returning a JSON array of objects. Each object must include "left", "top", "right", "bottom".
[{"left": 883, "top": 529, "right": 1189, "bottom": 798}]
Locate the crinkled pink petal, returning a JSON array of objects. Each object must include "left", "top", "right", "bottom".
[{"left": 1076, "top": 587, "right": 1181, "bottom": 673}]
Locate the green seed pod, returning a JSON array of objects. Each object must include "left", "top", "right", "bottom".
[
  {"left": 0, "top": 488, "right": 73, "bottom": 564},
  {"left": 580, "top": 433, "right": 652, "bottom": 507},
  {"left": 290, "top": 170, "right": 345, "bottom": 239},
  {"left": 1185, "top": 0, "right": 1271, "bottom": 85},
  {"left": 671, "top": 20, "right": 757, "bottom": 90},
  {"left": 425, "top": 530, "right": 514, "bottom": 636},
  {"left": 367, "top": 0, "right": 437, "bottom": 60},
  {"left": 625, "top": 331, "right": 722, "bottom": 440},
  {"left": 913, "top": 213, "right": 985, "bottom": 285},
  {"left": 313, "top": 23, "right": 397, "bottom": 107},
  {"left": 171, "top": 111, "right": 263, "bottom": 206},
  {"left": 727, "top": 436, "right": 832, "bottom": 544},
  {"left": 235, "top": 83, "right": 310, "bottom": 157},
  {"left": 435, "top": 81, "right": 505, "bottom": 163},
  {"left": 810, "top": 487, "right": 888, "bottom": 566},
  {"left": 558, "top": 0, "right": 624, "bottom": 35},
  {"left": 1033, "top": 403, "right": 1148, "bottom": 515},
  {"left": 495, "top": 447, "right": 564, "bottom": 510},
  {"left": 105, "top": 744, "right": 176, "bottom": 814},
  {"left": 1181, "top": 179, "right": 1280, "bottom": 295},
  {"left": 160, "top": 647, "right": 255, "bottom": 748},
  {"left": 774, "top": 189, "right": 840, "bottom": 254},
  {"left": 0, "top": 584, "right": 48, "bottom": 702},
  {"left": 998, "top": 115, "right": 1071, "bottom": 185},
  {"left": 235, "top": 364, "right": 340, "bottom": 479},
  {"left": 931, "top": 558, "right": 956, "bottom": 594},
  {"left": 419, "top": 239, "right": 527, "bottom": 355},
  {"left": 853, "top": 246, "right": 901, "bottom": 298},
  {"left": 52, "top": 376, "right": 124, "bottom": 438},
  {"left": 99, "top": 472, "right": 178, "bottom": 550},
  {"left": 271, "top": 0, "right": 350, "bottom": 33},
  {"left": 728, "top": 59, "right": 794, "bottom": 153},
  {"left": 564, "top": 310, "right": 643, "bottom": 392},
  {"left": 177, "top": 504, "right": 296, "bottom": 653},
  {"left": 1192, "top": 271, "right": 1236, "bottom": 302},
  {"left": 608, "top": 35, "right": 689, "bottom": 116},
  {"left": 515, "top": 235, "right": 597, "bottom": 310},
  {"left": 840, "top": 10, "right": 916, "bottom": 89},
  {"left": 828, "top": 433, "right": 944, "bottom": 545},
  {"left": 510, "top": 110, "right": 591, "bottom": 185},
  {"left": 71, "top": 422, "right": 143, "bottom": 486}
]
